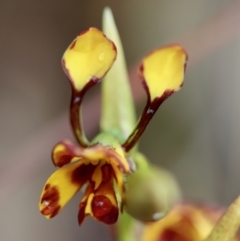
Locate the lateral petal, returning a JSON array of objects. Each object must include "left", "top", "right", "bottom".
[
  {"left": 62, "top": 27, "right": 117, "bottom": 93},
  {"left": 122, "top": 45, "right": 187, "bottom": 152},
  {"left": 139, "top": 45, "right": 187, "bottom": 101}
]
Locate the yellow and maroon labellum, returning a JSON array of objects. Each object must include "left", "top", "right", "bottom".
[
  {"left": 62, "top": 27, "right": 117, "bottom": 92},
  {"left": 40, "top": 139, "right": 127, "bottom": 224}
]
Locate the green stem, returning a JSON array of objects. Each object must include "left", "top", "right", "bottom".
[
  {"left": 70, "top": 90, "right": 89, "bottom": 147},
  {"left": 115, "top": 212, "right": 138, "bottom": 241}
]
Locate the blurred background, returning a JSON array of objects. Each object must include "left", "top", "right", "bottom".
[{"left": 1, "top": 0, "right": 240, "bottom": 240}]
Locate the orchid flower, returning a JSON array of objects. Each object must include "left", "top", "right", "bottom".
[
  {"left": 140, "top": 199, "right": 240, "bottom": 241},
  {"left": 38, "top": 8, "right": 187, "bottom": 226}
]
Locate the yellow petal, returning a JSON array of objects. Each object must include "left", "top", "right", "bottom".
[
  {"left": 78, "top": 183, "right": 95, "bottom": 225},
  {"left": 62, "top": 27, "right": 117, "bottom": 92},
  {"left": 39, "top": 162, "right": 96, "bottom": 219},
  {"left": 139, "top": 45, "right": 187, "bottom": 101},
  {"left": 111, "top": 163, "right": 124, "bottom": 204},
  {"left": 122, "top": 45, "right": 187, "bottom": 152}
]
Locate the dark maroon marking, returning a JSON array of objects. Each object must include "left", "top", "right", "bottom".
[
  {"left": 52, "top": 141, "right": 82, "bottom": 167},
  {"left": 56, "top": 155, "right": 73, "bottom": 167},
  {"left": 69, "top": 39, "right": 76, "bottom": 49},
  {"left": 122, "top": 86, "right": 174, "bottom": 152},
  {"left": 41, "top": 185, "right": 61, "bottom": 218},
  {"left": 49, "top": 206, "right": 61, "bottom": 218},
  {"left": 78, "top": 201, "right": 88, "bottom": 225},
  {"left": 78, "top": 28, "right": 90, "bottom": 36},
  {"left": 112, "top": 42, "right": 117, "bottom": 52},
  {"left": 92, "top": 195, "right": 118, "bottom": 225},
  {"left": 71, "top": 164, "right": 96, "bottom": 185},
  {"left": 69, "top": 77, "right": 101, "bottom": 147},
  {"left": 61, "top": 58, "right": 70, "bottom": 79},
  {"left": 139, "top": 63, "right": 144, "bottom": 72},
  {"left": 101, "top": 164, "right": 112, "bottom": 183},
  {"left": 160, "top": 229, "right": 191, "bottom": 241}
]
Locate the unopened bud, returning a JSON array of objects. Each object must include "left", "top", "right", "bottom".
[{"left": 124, "top": 165, "right": 181, "bottom": 222}]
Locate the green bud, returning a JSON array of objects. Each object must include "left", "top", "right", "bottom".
[{"left": 124, "top": 165, "right": 181, "bottom": 222}]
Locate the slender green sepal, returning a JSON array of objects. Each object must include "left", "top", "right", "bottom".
[{"left": 101, "top": 7, "right": 136, "bottom": 142}]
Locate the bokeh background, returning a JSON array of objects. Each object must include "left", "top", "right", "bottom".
[{"left": 1, "top": 0, "right": 240, "bottom": 240}]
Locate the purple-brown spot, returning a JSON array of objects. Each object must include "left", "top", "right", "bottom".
[
  {"left": 92, "top": 195, "right": 118, "bottom": 224},
  {"left": 78, "top": 28, "right": 90, "bottom": 36},
  {"left": 139, "top": 63, "right": 144, "bottom": 73},
  {"left": 160, "top": 228, "right": 192, "bottom": 241},
  {"left": 56, "top": 155, "right": 73, "bottom": 167},
  {"left": 101, "top": 164, "right": 112, "bottom": 183},
  {"left": 61, "top": 58, "right": 73, "bottom": 87},
  {"left": 78, "top": 201, "right": 88, "bottom": 225},
  {"left": 69, "top": 39, "right": 76, "bottom": 49},
  {"left": 71, "top": 164, "right": 96, "bottom": 185},
  {"left": 52, "top": 141, "right": 81, "bottom": 167},
  {"left": 40, "top": 185, "right": 61, "bottom": 218},
  {"left": 122, "top": 88, "right": 174, "bottom": 152},
  {"left": 112, "top": 41, "right": 117, "bottom": 52}
]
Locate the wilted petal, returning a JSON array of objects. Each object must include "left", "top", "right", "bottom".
[
  {"left": 39, "top": 162, "right": 96, "bottom": 219},
  {"left": 62, "top": 27, "right": 117, "bottom": 93}
]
